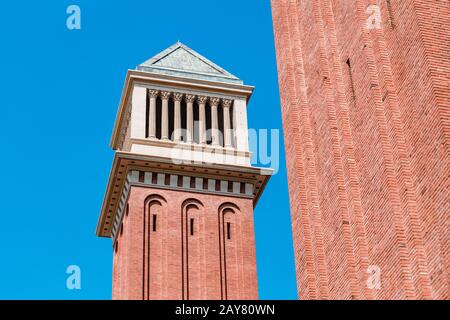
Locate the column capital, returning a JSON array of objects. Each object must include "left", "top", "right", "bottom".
[
  {"left": 222, "top": 99, "right": 233, "bottom": 108},
  {"left": 149, "top": 89, "right": 159, "bottom": 98},
  {"left": 197, "top": 95, "right": 208, "bottom": 104},
  {"left": 160, "top": 91, "right": 171, "bottom": 100},
  {"left": 185, "top": 94, "right": 196, "bottom": 103},
  {"left": 209, "top": 97, "right": 220, "bottom": 106},
  {"left": 173, "top": 92, "right": 184, "bottom": 102}
]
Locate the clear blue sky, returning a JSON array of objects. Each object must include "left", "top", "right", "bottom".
[{"left": 0, "top": 1, "right": 297, "bottom": 299}]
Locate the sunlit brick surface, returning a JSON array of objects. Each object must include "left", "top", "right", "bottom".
[
  {"left": 271, "top": 0, "right": 449, "bottom": 299},
  {"left": 112, "top": 186, "right": 258, "bottom": 300}
]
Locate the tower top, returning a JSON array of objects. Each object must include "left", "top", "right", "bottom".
[
  {"left": 97, "top": 43, "right": 271, "bottom": 238},
  {"left": 137, "top": 42, "right": 242, "bottom": 84}
]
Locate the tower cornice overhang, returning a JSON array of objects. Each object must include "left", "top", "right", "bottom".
[
  {"left": 96, "top": 151, "right": 272, "bottom": 238},
  {"left": 109, "top": 69, "right": 255, "bottom": 150}
]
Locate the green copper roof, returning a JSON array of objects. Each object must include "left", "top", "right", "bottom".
[{"left": 137, "top": 42, "right": 243, "bottom": 84}]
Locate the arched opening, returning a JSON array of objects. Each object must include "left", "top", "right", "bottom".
[
  {"left": 193, "top": 100, "right": 200, "bottom": 144},
  {"left": 229, "top": 103, "right": 235, "bottom": 147},
  {"left": 205, "top": 102, "right": 212, "bottom": 145},
  {"left": 155, "top": 96, "right": 162, "bottom": 139},
  {"left": 181, "top": 199, "right": 204, "bottom": 300},
  {"left": 142, "top": 195, "right": 167, "bottom": 300},
  {"left": 181, "top": 99, "right": 187, "bottom": 142},
  {"left": 218, "top": 202, "right": 240, "bottom": 300},
  {"left": 168, "top": 97, "right": 175, "bottom": 141},
  {"left": 218, "top": 104, "right": 224, "bottom": 147}
]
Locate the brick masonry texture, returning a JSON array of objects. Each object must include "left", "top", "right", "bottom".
[
  {"left": 112, "top": 185, "right": 258, "bottom": 300},
  {"left": 271, "top": 0, "right": 449, "bottom": 299}
]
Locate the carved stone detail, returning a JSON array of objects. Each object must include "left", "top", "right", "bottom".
[
  {"left": 185, "top": 94, "right": 196, "bottom": 103},
  {"left": 209, "top": 97, "right": 221, "bottom": 106},
  {"left": 222, "top": 99, "right": 233, "bottom": 108},
  {"left": 197, "top": 95, "right": 208, "bottom": 104},
  {"left": 160, "top": 91, "right": 171, "bottom": 100},
  {"left": 149, "top": 89, "right": 159, "bottom": 98},
  {"left": 173, "top": 92, "right": 184, "bottom": 101}
]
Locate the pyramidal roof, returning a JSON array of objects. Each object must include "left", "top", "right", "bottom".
[{"left": 137, "top": 42, "right": 242, "bottom": 84}]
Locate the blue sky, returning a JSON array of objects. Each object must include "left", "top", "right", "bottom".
[{"left": 0, "top": 1, "right": 297, "bottom": 299}]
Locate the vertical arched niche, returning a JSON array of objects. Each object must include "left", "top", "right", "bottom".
[
  {"left": 218, "top": 202, "right": 240, "bottom": 300},
  {"left": 181, "top": 198, "right": 204, "bottom": 300},
  {"left": 142, "top": 194, "right": 167, "bottom": 300}
]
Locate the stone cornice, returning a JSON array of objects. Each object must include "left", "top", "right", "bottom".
[
  {"left": 96, "top": 151, "right": 272, "bottom": 238},
  {"left": 129, "top": 137, "right": 252, "bottom": 158}
]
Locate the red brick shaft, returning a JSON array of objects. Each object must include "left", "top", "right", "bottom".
[
  {"left": 271, "top": 0, "right": 449, "bottom": 300},
  {"left": 112, "top": 186, "right": 258, "bottom": 300}
]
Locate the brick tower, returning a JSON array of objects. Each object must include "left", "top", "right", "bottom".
[
  {"left": 96, "top": 42, "right": 271, "bottom": 300},
  {"left": 271, "top": 1, "right": 449, "bottom": 299}
]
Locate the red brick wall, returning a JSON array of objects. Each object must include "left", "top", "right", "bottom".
[
  {"left": 112, "top": 186, "right": 258, "bottom": 300},
  {"left": 271, "top": 0, "right": 449, "bottom": 299}
]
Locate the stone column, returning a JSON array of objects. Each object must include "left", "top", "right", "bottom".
[
  {"left": 222, "top": 99, "right": 233, "bottom": 148},
  {"left": 173, "top": 92, "right": 183, "bottom": 142},
  {"left": 185, "top": 94, "right": 196, "bottom": 143},
  {"left": 210, "top": 97, "right": 221, "bottom": 146},
  {"left": 148, "top": 89, "right": 159, "bottom": 138},
  {"left": 160, "top": 91, "right": 171, "bottom": 140},
  {"left": 197, "top": 96, "right": 208, "bottom": 144}
]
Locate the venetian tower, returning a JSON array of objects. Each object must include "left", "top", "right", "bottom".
[
  {"left": 271, "top": 0, "right": 449, "bottom": 299},
  {"left": 96, "top": 42, "right": 271, "bottom": 300}
]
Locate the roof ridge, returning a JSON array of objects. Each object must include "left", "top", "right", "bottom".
[{"left": 136, "top": 42, "right": 242, "bottom": 84}]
